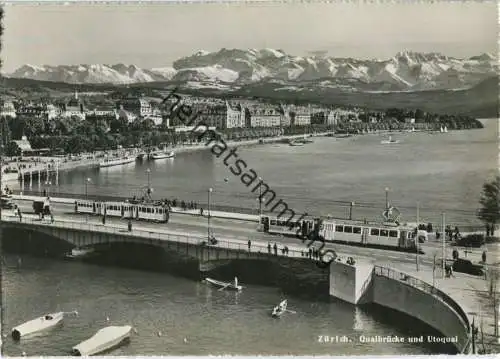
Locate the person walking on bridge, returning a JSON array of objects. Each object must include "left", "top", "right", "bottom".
[
  {"left": 267, "top": 242, "right": 271, "bottom": 254},
  {"left": 247, "top": 239, "right": 251, "bottom": 251},
  {"left": 128, "top": 219, "right": 132, "bottom": 232},
  {"left": 273, "top": 243, "right": 278, "bottom": 255}
]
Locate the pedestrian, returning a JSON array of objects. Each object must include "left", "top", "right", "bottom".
[
  {"left": 128, "top": 219, "right": 132, "bottom": 232},
  {"left": 200, "top": 208, "right": 204, "bottom": 216},
  {"left": 273, "top": 243, "right": 278, "bottom": 255},
  {"left": 267, "top": 242, "right": 271, "bottom": 254},
  {"left": 482, "top": 251, "right": 487, "bottom": 263},
  {"left": 247, "top": 239, "right": 251, "bottom": 251},
  {"left": 50, "top": 214, "right": 54, "bottom": 223},
  {"left": 284, "top": 246, "right": 289, "bottom": 256},
  {"left": 102, "top": 215, "right": 106, "bottom": 225},
  {"left": 17, "top": 208, "right": 22, "bottom": 221}
]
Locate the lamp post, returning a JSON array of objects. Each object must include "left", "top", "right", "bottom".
[
  {"left": 207, "top": 187, "right": 213, "bottom": 240},
  {"left": 85, "top": 177, "right": 91, "bottom": 199},
  {"left": 45, "top": 180, "right": 52, "bottom": 197},
  {"left": 416, "top": 202, "right": 420, "bottom": 271},
  {"left": 258, "top": 177, "right": 263, "bottom": 217},
  {"left": 442, "top": 212, "right": 446, "bottom": 278},
  {"left": 349, "top": 202, "right": 355, "bottom": 220},
  {"left": 384, "top": 187, "right": 390, "bottom": 210},
  {"left": 85, "top": 178, "right": 91, "bottom": 223},
  {"left": 146, "top": 168, "right": 153, "bottom": 201}
]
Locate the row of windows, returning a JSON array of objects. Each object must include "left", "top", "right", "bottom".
[
  {"left": 262, "top": 216, "right": 400, "bottom": 238},
  {"left": 78, "top": 202, "right": 166, "bottom": 214}
]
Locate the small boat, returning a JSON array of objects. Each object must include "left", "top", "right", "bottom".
[
  {"left": 288, "top": 140, "right": 304, "bottom": 147},
  {"left": 151, "top": 151, "right": 175, "bottom": 159},
  {"left": 72, "top": 325, "right": 133, "bottom": 356},
  {"left": 99, "top": 154, "right": 135, "bottom": 168},
  {"left": 271, "top": 299, "right": 287, "bottom": 318},
  {"left": 12, "top": 311, "right": 76, "bottom": 340},
  {"left": 205, "top": 277, "right": 243, "bottom": 291},
  {"left": 380, "top": 136, "right": 400, "bottom": 144},
  {"left": 65, "top": 247, "right": 96, "bottom": 259}
]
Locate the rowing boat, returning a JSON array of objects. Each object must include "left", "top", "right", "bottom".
[
  {"left": 12, "top": 312, "right": 67, "bottom": 340},
  {"left": 205, "top": 277, "right": 243, "bottom": 291},
  {"left": 271, "top": 299, "right": 287, "bottom": 318},
  {"left": 72, "top": 325, "right": 133, "bottom": 356}
]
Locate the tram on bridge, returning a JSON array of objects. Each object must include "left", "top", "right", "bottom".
[
  {"left": 259, "top": 214, "right": 427, "bottom": 251},
  {"left": 74, "top": 199, "right": 170, "bottom": 223}
]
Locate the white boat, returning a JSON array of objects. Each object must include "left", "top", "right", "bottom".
[
  {"left": 380, "top": 136, "right": 400, "bottom": 144},
  {"left": 12, "top": 311, "right": 73, "bottom": 340},
  {"left": 271, "top": 299, "right": 287, "bottom": 318},
  {"left": 151, "top": 151, "right": 175, "bottom": 159},
  {"left": 66, "top": 247, "right": 96, "bottom": 259},
  {"left": 205, "top": 277, "right": 243, "bottom": 291},
  {"left": 72, "top": 325, "right": 133, "bottom": 356},
  {"left": 443, "top": 126, "right": 448, "bottom": 133},
  {"left": 99, "top": 155, "right": 135, "bottom": 168},
  {"left": 289, "top": 140, "right": 304, "bottom": 147}
]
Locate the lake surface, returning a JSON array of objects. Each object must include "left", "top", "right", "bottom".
[
  {"left": 2, "top": 255, "right": 443, "bottom": 356},
  {"left": 16, "top": 119, "right": 498, "bottom": 227},
  {"left": 3, "top": 120, "right": 496, "bottom": 355}
]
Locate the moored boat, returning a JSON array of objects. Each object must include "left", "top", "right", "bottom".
[
  {"left": 72, "top": 325, "right": 133, "bottom": 356},
  {"left": 12, "top": 311, "right": 76, "bottom": 340},
  {"left": 205, "top": 277, "right": 243, "bottom": 291},
  {"left": 99, "top": 154, "right": 135, "bottom": 168},
  {"left": 151, "top": 151, "right": 175, "bottom": 159},
  {"left": 380, "top": 136, "right": 400, "bottom": 145},
  {"left": 288, "top": 140, "right": 304, "bottom": 147},
  {"left": 271, "top": 299, "right": 287, "bottom": 318},
  {"left": 65, "top": 247, "right": 96, "bottom": 260}
]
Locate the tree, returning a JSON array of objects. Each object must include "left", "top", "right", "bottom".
[{"left": 478, "top": 176, "right": 500, "bottom": 231}]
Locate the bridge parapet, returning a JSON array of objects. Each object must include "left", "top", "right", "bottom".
[{"left": 0, "top": 215, "right": 321, "bottom": 264}]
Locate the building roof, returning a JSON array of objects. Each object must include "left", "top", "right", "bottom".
[{"left": 13, "top": 139, "right": 32, "bottom": 152}]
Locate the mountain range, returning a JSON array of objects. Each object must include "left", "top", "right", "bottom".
[{"left": 7, "top": 49, "right": 497, "bottom": 92}]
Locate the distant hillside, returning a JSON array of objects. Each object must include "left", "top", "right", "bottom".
[{"left": 0, "top": 75, "right": 497, "bottom": 117}]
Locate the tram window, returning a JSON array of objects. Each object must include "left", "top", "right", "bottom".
[
  {"left": 380, "top": 229, "right": 389, "bottom": 237},
  {"left": 335, "top": 225, "right": 344, "bottom": 232},
  {"left": 344, "top": 226, "right": 353, "bottom": 233},
  {"left": 353, "top": 227, "right": 361, "bottom": 234},
  {"left": 389, "top": 230, "right": 398, "bottom": 238},
  {"left": 271, "top": 220, "right": 276, "bottom": 225},
  {"left": 260, "top": 217, "right": 265, "bottom": 224},
  {"left": 371, "top": 228, "right": 379, "bottom": 236}
]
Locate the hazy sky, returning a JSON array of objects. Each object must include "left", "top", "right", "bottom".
[{"left": 2, "top": 1, "right": 498, "bottom": 72}]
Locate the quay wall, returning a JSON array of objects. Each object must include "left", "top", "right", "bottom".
[
  {"left": 328, "top": 259, "right": 374, "bottom": 305},
  {"left": 371, "top": 268, "right": 471, "bottom": 353}
]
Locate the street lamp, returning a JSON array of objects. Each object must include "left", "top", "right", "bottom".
[
  {"left": 349, "top": 201, "right": 355, "bottom": 220},
  {"left": 207, "top": 187, "right": 213, "bottom": 240},
  {"left": 85, "top": 177, "right": 91, "bottom": 199},
  {"left": 384, "top": 187, "right": 390, "bottom": 210},
  {"left": 258, "top": 177, "right": 263, "bottom": 217},
  {"left": 146, "top": 168, "right": 152, "bottom": 200},
  {"left": 45, "top": 181, "right": 52, "bottom": 197}
]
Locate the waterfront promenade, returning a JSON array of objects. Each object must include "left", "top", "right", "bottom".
[{"left": 1, "top": 206, "right": 498, "bottom": 353}]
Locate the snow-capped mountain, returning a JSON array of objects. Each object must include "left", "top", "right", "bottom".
[{"left": 7, "top": 49, "right": 497, "bottom": 91}]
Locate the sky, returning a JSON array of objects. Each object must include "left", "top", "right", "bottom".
[{"left": 2, "top": 0, "right": 498, "bottom": 72}]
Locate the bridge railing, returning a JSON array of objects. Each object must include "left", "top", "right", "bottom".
[
  {"left": 373, "top": 265, "right": 471, "bottom": 344},
  {"left": 1, "top": 215, "right": 318, "bottom": 261}
]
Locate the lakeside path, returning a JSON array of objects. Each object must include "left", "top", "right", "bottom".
[{"left": 1, "top": 132, "right": 333, "bottom": 184}]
